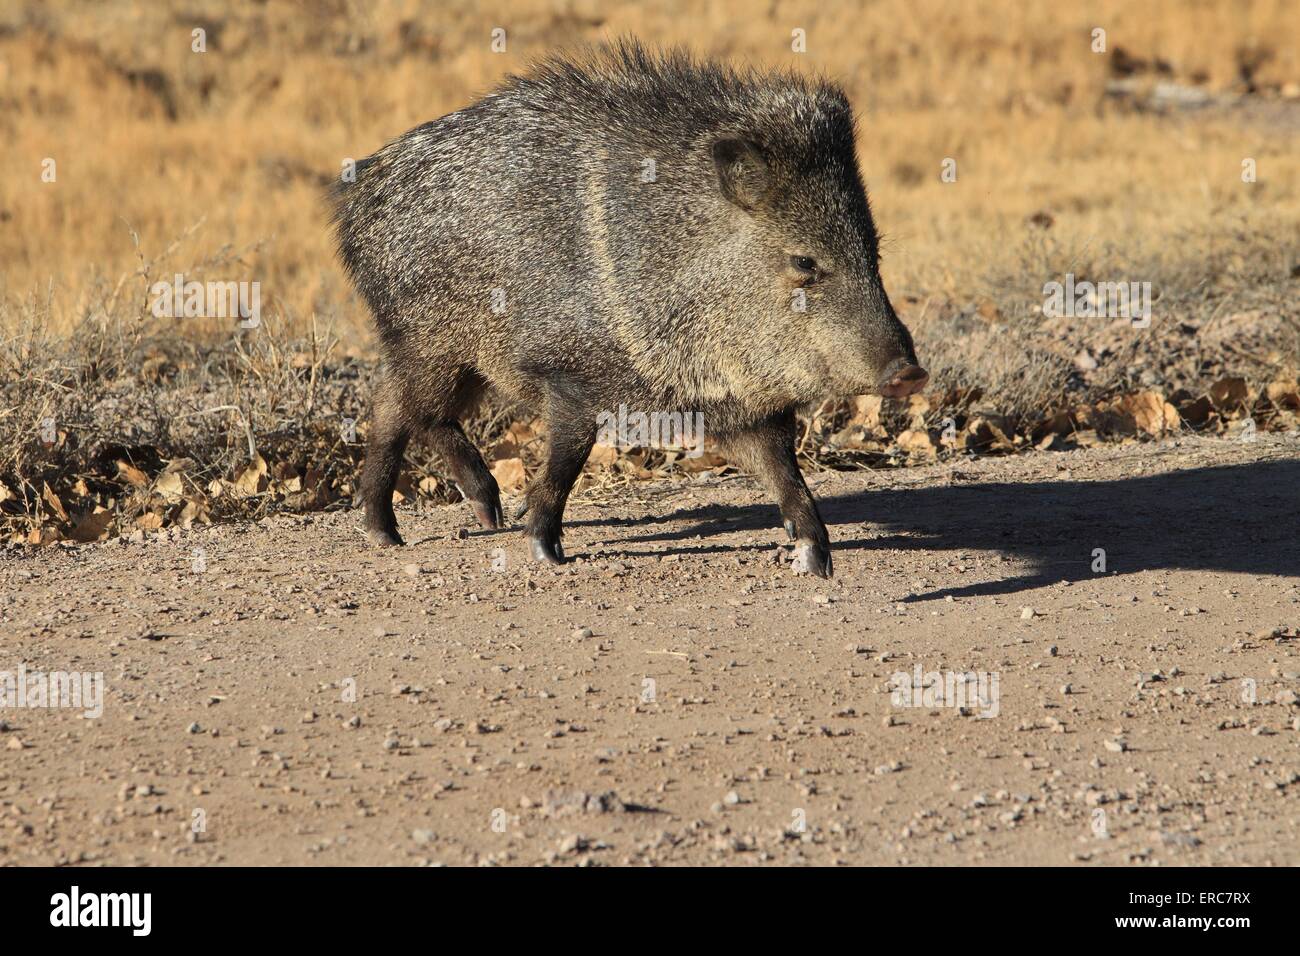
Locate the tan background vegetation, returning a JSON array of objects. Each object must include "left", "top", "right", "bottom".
[{"left": 3, "top": 0, "right": 1296, "bottom": 337}]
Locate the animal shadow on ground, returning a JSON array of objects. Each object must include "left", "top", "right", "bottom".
[{"left": 606, "top": 459, "right": 1300, "bottom": 601}]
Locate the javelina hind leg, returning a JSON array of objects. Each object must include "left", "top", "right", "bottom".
[
  {"left": 525, "top": 409, "right": 596, "bottom": 565},
  {"left": 361, "top": 375, "right": 410, "bottom": 547},
  {"left": 723, "top": 411, "right": 832, "bottom": 577},
  {"left": 426, "top": 421, "right": 503, "bottom": 530}
]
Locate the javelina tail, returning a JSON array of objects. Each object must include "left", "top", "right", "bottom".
[{"left": 325, "top": 154, "right": 381, "bottom": 289}]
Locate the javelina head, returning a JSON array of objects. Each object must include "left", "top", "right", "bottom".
[{"left": 710, "top": 93, "right": 927, "bottom": 403}]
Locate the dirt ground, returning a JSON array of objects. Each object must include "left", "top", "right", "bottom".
[{"left": 2, "top": 434, "right": 1298, "bottom": 867}]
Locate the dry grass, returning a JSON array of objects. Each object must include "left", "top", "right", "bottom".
[{"left": 1, "top": 0, "right": 1298, "bottom": 541}]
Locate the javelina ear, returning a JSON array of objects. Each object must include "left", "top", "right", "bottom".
[{"left": 712, "top": 137, "right": 769, "bottom": 211}]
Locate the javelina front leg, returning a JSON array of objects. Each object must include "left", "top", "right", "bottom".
[
  {"left": 361, "top": 377, "right": 411, "bottom": 547},
  {"left": 724, "top": 412, "right": 832, "bottom": 577},
  {"left": 525, "top": 412, "right": 595, "bottom": 565},
  {"left": 426, "top": 422, "right": 503, "bottom": 530}
]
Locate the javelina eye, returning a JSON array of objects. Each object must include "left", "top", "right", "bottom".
[{"left": 790, "top": 255, "right": 817, "bottom": 277}]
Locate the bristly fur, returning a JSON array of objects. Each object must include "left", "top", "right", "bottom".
[
  {"left": 502, "top": 39, "right": 854, "bottom": 148},
  {"left": 328, "top": 38, "right": 920, "bottom": 576},
  {"left": 330, "top": 39, "right": 863, "bottom": 317}
]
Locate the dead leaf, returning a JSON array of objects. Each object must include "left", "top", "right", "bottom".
[
  {"left": 491, "top": 457, "right": 526, "bottom": 492},
  {"left": 232, "top": 454, "right": 269, "bottom": 497},
  {"left": 963, "top": 417, "right": 1014, "bottom": 453},
  {"left": 677, "top": 451, "right": 728, "bottom": 474},
  {"left": 906, "top": 394, "right": 931, "bottom": 429},
  {"left": 154, "top": 471, "right": 186, "bottom": 499},
  {"left": 116, "top": 460, "right": 150, "bottom": 488},
  {"left": 1089, "top": 392, "right": 1178, "bottom": 438},
  {"left": 1178, "top": 395, "right": 1215, "bottom": 428},
  {"left": 392, "top": 472, "right": 417, "bottom": 503},
  {"left": 490, "top": 437, "right": 520, "bottom": 461},
  {"left": 69, "top": 507, "right": 114, "bottom": 543},
  {"left": 587, "top": 444, "right": 620, "bottom": 468},
  {"left": 1265, "top": 380, "right": 1300, "bottom": 410},
  {"left": 41, "top": 483, "right": 68, "bottom": 523},
  {"left": 178, "top": 498, "right": 209, "bottom": 529},
  {"left": 831, "top": 424, "right": 883, "bottom": 450},
  {"left": 28, "top": 526, "right": 59, "bottom": 546},
  {"left": 1031, "top": 411, "right": 1074, "bottom": 442},
  {"left": 303, "top": 467, "right": 329, "bottom": 498},
  {"left": 938, "top": 386, "right": 983, "bottom": 410},
  {"left": 895, "top": 429, "right": 938, "bottom": 457},
  {"left": 1209, "top": 377, "right": 1249, "bottom": 414},
  {"left": 846, "top": 395, "right": 883, "bottom": 429},
  {"left": 1116, "top": 390, "right": 1180, "bottom": 436}
]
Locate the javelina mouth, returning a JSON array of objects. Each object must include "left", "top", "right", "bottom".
[{"left": 878, "top": 364, "right": 929, "bottom": 398}]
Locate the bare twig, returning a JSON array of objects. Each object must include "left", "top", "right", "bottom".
[{"left": 179, "top": 405, "right": 257, "bottom": 461}]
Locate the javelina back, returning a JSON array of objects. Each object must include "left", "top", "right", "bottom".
[{"left": 331, "top": 40, "right": 926, "bottom": 578}]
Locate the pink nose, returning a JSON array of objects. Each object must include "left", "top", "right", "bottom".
[{"left": 879, "top": 364, "right": 929, "bottom": 398}]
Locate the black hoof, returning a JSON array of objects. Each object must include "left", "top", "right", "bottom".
[
  {"left": 470, "top": 496, "right": 505, "bottom": 530},
  {"left": 368, "top": 527, "right": 405, "bottom": 548},
  {"left": 528, "top": 535, "right": 565, "bottom": 565}
]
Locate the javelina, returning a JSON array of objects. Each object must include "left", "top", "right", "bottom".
[{"left": 330, "top": 40, "right": 926, "bottom": 578}]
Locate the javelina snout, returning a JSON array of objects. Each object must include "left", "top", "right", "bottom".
[
  {"left": 879, "top": 361, "right": 930, "bottom": 399},
  {"left": 875, "top": 311, "right": 929, "bottom": 398},
  {"left": 330, "top": 40, "right": 925, "bottom": 578},
  {"left": 872, "top": 289, "right": 928, "bottom": 398}
]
